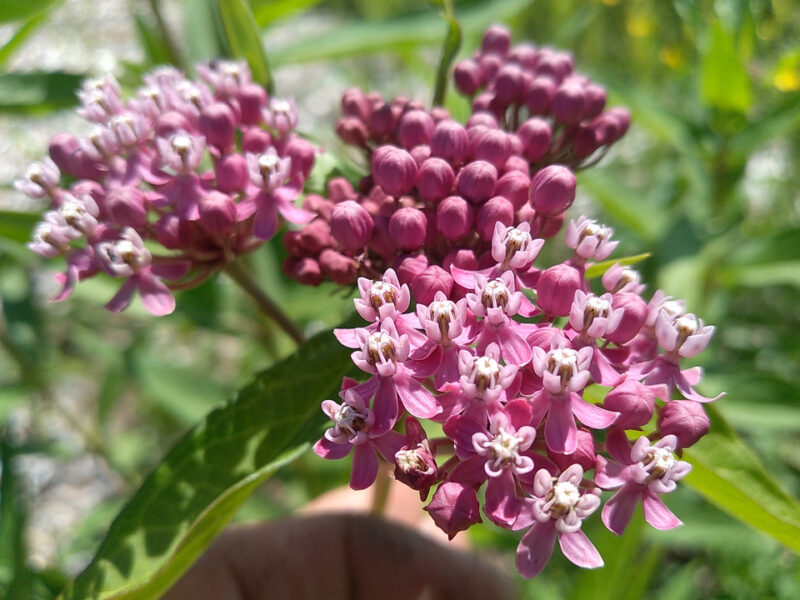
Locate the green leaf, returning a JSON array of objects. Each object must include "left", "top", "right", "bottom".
[
  {"left": 584, "top": 253, "right": 651, "bottom": 279},
  {"left": 250, "top": 0, "right": 324, "bottom": 27},
  {"left": 0, "top": 210, "right": 38, "bottom": 244},
  {"left": 0, "top": 0, "right": 59, "bottom": 23},
  {"left": 218, "top": 0, "right": 273, "bottom": 94},
  {"left": 432, "top": 2, "right": 461, "bottom": 107},
  {"left": 700, "top": 20, "right": 753, "bottom": 113},
  {"left": 0, "top": 71, "right": 84, "bottom": 114},
  {"left": 683, "top": 404, "right": 800, "bottom": 554},
  {"left": 58, "top": 323, "right": 356, "bottom": 600},
  {"left": 717, "top": 261, "right": 800, "bottom": 288},
  {"left": 0, "top": 11, "right": 49, "bottom": 67},
  {"left": 182, "top": 0, "right": 226, "bottom": 63},
  {"left": 133, "top": 12, "right": 172, "bottom": 66}
]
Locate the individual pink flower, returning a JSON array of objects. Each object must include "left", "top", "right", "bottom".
[
  {"left": 313, "top": 388, "right": 405, "bottom": 490},
  {"left": 565, "top": 216, "right": 618, "bottom": 264},
  {"left": 596, "top": 431, "right": 691, "bottom": 535},
  {"left": 567, "top": 290, "right": 626, "bottom": 386},
  {"left": 262, "top": 97, "right": 298, "bottom": 137},
  {"left": 514, "top": 465, "right": 603, "bottom": 577},
  {"left": 14, "top": 158, "right": 61, "bottom": 200},
  {"left": 602, "top": 263, "right": 645, "bottom": 295},
  {"left": 393, "top": 417, "right": 438, "bottom": 498}
]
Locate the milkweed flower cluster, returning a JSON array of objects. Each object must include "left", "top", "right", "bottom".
[
  {"left": 314, "top": 216, "right": 722, "bottom": 578},
  {"left": 19, "top": 61, "right": 316, "bottom": 315},
  {"left": 283, "top": 24, "right": 629, "bottom": 292}
]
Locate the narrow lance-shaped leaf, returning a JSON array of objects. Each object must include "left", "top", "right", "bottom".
[
  {"left": 432, "top": 1, "right": 461, "bottom": 107},
  {"left": 58, "top": 320, "right": 358, "bottom": 600},
  {"left": 584, "top": 253, "right": 651, "bottom": 279},
  {"left": 217, "top": 0, "right": 274, "bottom": 94}
]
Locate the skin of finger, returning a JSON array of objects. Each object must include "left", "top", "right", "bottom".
[{"left": 162, "top": 514, "right": 516, "bottom": 600}]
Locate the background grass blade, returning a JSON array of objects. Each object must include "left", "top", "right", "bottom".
[{"left": 218, "top": 0, "right": 273, "bottom": 94}]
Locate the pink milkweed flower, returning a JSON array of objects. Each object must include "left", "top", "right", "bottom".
[
  {"left": 514, "top": 465, "right": 603, "bottom": 578},
  {"left": 155, "top": 132, "right": 206, "bottom": 175},
  {"left": 196, "top": 60, "right": 252, "bottom": 97},
  {"left": 15, "top": 158, "right": 61, "bottom": 200},
  {"left": 313, "top": 388, "right": 405, "bottom": 490},
  {"left": 57, "top": 193, "right": 100, "bottom": 237},
  {"left": 95, "top": 228, "right": 177, "bottom": 316},
  {"left": 655, "top": 312, "right": 715, "bottom": 360},
  {"left": 565, "top": 216, "right": 618, "bottom": 264},
  {"left": 393, "top": 417, "right": 438, "bottom": 498},
  {"left": 467, "top": 271, "right": 532, "bottom": 365},
  {"left": 602, "top": 263, "right": 645, "bottom": 295},
  {"left": 444, "top": 400, "right": 536, "bottom": 527},
  {"left": 596, "top": 431, "right": 691, "bottom": 535},
  {"left": 262, "top": 97, "right": 298, "bottom": 138},
  {"left": 530, "top": 340, "right": 618, "bottom": 453},
  {"left": 108, "top": 113, "right": 150, "bottom": 150},
  {"left": 567, "top": 290, "right": 626, "bottom": 386},
  {"left": 28, "top": 213, "right": 74, "bottom": 258},
  {"left": 490, "top": 221, "right": 545, "bottom": 272},
  {"left": 76, "top": 75, "right": 124, "bottom": 123}
]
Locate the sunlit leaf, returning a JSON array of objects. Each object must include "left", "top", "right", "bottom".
[
  {"left": 0, "top": 0, "right": 59, "bottom": 24},
  {"left": 218, "top": 0, "right": 273, "bottom": 93},
  {"left": 585, "top": 253, "right": 651, "bottom": 279},
  {"left": 700, "top": 20, "right": 752, "bottom": 113},
  {"left": 0, "top": 71, "right": 83, "bottom": 114}
]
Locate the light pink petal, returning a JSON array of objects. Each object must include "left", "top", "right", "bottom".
[
  {"left": 604, "top": 427, "right": 633, "bottom": 465},
  {"left": 333, "top": 327, "right": 361, "bottom": 348},
  {"left": 529, "top": 390, "right": 550, "bottom": 427},
  {"left": 350, "top": 444, "right": 379, "bottom": 490},
  {"left": 642, "top": 490, "right": 682, "bottom": 530},
  {"left": 371, "top": 379, "right": 399, "bottom": 436},
  {"left": 313, "top": 437, "right": 352, "bottom": 460},
  {"left": 434, "top": 346, "right": 462, "bottom": 391},
  {"left": 151, "top": 261, "right": 192, "bottom": 281},
  {"left": 516, "top": 521, "right": 556, "bottom": 578},
  {"left": 277, "top": 197, "right": 315, "bottom": 225},
  {"left": 601, "top": 484, "right": 640, "bottom": 535},
  {"left": 104, "top": 278, "right": 138, "bottom": 313},
  {"left": 395, "top": 370, "right": 441, "bottom": 419},
  {"left": 408, "top": 344, "right": 442, "bottom": 379},
  {"left": 138, "top": 272, "right": 176, "bottom": 316},
  {"left": 558, "top": 530, "right": 604, "bottom": 569},
  {"left": 570, "top": 394, "right": 618, "bottom": 429},
  {"left": 484, "top": 469, "right": 521, "bottom": 527},
  {"left": 545, "top": 396, "right": 577, "bottom": 454},
  {"left": 496, "top": 323, "right": 533, "bottom": 366},
  {"left": 594, "top": 456, "right": 628, "bottom": 489},
  {"left": 674, "top": 370, "right": 724, "bottom": 403},
  {"left": 253, "top": 203, "right": 279, "bottom": 240}
]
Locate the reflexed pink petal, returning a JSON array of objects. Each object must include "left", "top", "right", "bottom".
[
  {"left": 253, "top": 203, "right": 279, "bottom": 240},
  {"left": 545, "top": 396, "right": 577, "bottom": 453},
  {"left": 277, "top": 197, "right": 315, "bottom": 225},
  {"left": 151, "top": 261, "right": 191, "bottom": 281},
  {"left": 642, "top": 490, "right": 682, "bottom": 530},
  {"left": 395, "top": 370, "right": 441, "bottom": 419},
  {"left": 449, "top": 454, "right": 489, "bottom": 486},
  {"left": 139, "top": 272, "right": 176, "bottom": 316},
  {"left": 333, "top": 327, "right": 361, "bottom": 348},
  {"left": 371, "top": 430, "right": 406, "bottom": 462},
  {"left": 434, "top": 346, "right": 462, "bottom": 390},
  {"left": 594, "top": 456, "right": 629, "bottom": 489},
  {"left": 601, "top": 484, "right": 640, "bottom": 535},
  {"left": 485, "top": 469, "right": 520, "bottom": 527},
  {"left": 506, "top": 398, "right": 533, "bottom": 430},
  {"left": 105, "top": 278, "right": 138, "bottom": 313},
  {"left": 407, "top": 344, "right": 442, "bottom": 379},
  {"left": 558, "top": 529, "right": 604, "bottom": 569},
  {"left": 313, "top": 437, "right": 352, "bottom": 460},
  {"left": 516, "top": 521, "right": 556, "bottom": 578},
  {"left": 605, "top": 427, "right": 633, "bottom": 465},
  {"left": 350, "top": 444, "right": 379, "bottom": 490},
  {"left": 443, "top": 415, "right": 485, "bottom": 455},
  {"left": 570, "top": 394, "right": 618, "bottom": 429},
  {"left": 371, "top": 379, "right": 399, "bottom": 436},
  {"left": 496, "top": 323, "right": 533, "bottom": 365}
]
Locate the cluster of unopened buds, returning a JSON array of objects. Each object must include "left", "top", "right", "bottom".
[
  {"left": 20, "top": 60, "right": 316, "bottom": 315},
  {"left": 283, "top": 24, "right": 630, "bottom": 292},
  {"left": 314, "top": 215, "right": 722, "bottom": 578}
]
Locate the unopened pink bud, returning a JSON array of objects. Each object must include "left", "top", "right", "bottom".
[
  {"left": 394, "top": 253, "right": 429, "bottom": 286},
  {"left": 552, "top": 81, "right": 586, "bottom": 124},
  {"left": 417, "top": 157, "right": 455, "bottom": 203},
  {"left": 430, "top": 120, "right": 469, "bottom": 165},
  {"left": 572, "top": 126, "right": 598, "bottom": 159},
  {"left": 237, "top": 83, "right": 268, "bottom": 125},
  {"left": 603, "top": 380, "right": 656, "bottom": 429},
  {"left": 549, "top": 429, "right": 596, "bottom": 472},
  {"left": 443, "top": 248, "right": 479, "bottom": 272},
  {"left": 425, "top": 482, "right": 482, "bottom": 540},
  {"left": 529, "top": 165, "right": 576, "bottom": 216},
  {"left": 319, "top": 248, "right": 357, "bottom": 284},
  {"left": 215, "top": 154, "right": 249, "bottom": 192},
  {"left": 538, "top": 214, "right": 565, "bottom": 239},
  {"left": 470, "top": 127, "right": 511, "bottom": 169},
  {"left": 336, "top": 116, "right": 368, "bottom": 146},
  {"left": 524, "top": 77, "right": 556, "bottom": 114},
  {"left": 154, "top": 111, "right": 192, "bottom": 139},
  {"left": 283, "top": 230, "right": 305, "bottom": 256},
  {"left": 607, "top": 107, "right": 631, "bottom": 140},
  {"left": 371, "top": 145, "right": 418, "bottom": 196},
  {"left": 412, "top": 265, "right": 454, "bottom": 304},
  {"left": 198, "top": 190, "right": 236, "bottom": 235},
  {"left": 495, "top": 170, "right": 530, "bottom": 210},
  {"left": 503, "top": 155, "right": 529, "bottom": 174},
  {"left": 327, "top": 177, "right": 355, "bottom": 203},
  {"left": 299, "top": 218, "right": 332, "bottom": 253},
  {"left": 303, "top": 194, "right": 334, "bottom": 221},
  {"left": 467, "top": 112, "right": 499, "bottom": 129},
  {"left": 48, "top": 134, "right": 80, "bottom": 174},
  {"left": 482, "top": 25, "right": 511, "bottom": 55},
  {"left": 367, "top": 102, "right": 396, "bottom": 138},
  {"left": 410, "top": 144, "right": 432, "bottom": 166},
  {"left": 453, "top": 60, "right": 481, "bottom": 96},
  {"left": 456, "top": 160, "right": 497, "bottom": 204},
  {"left": 605, "top": 293, "right": 648, "bottom": 345},
  {"left": 478, "top": 53, "right": 504, "bottom": 85},
  {"left": 330, "top": 200, "right": 373, "bottom": 251},
  {"left": 284, "top": 256, "right": 322, "bottom": 286},
  {"left": 398, "top": 110, "right": 435, "bottom": 149},
  {"left": 658, "top": 400, "right": 710, "bottom": 448},
  {"left": 436, "top": 195, "right": 474, "bottom": 241},
  {"left": 517, "top": 118, "right": 552, "bottom": 162},
  {"left": 285, "top": 137, "right": 315, "bottom": 179},
  {"left": 155, "top": 214, "right": 183, "bottom": 249},
  {"left": 494, "top": 64, "right": 524, "bottom": 104},
  {"left": 341, "top": 88, "right": 370, "bottom": 120},
  {"left": 476, "top": 196, "right": 514, "bottom": 241},
  {"left": 199, "top": 102, "right": 236, "bottom": 151},
  {"left": 537, "top": 263, "right": 582, "bottom": 316},
  {"left": 583, "top": 84, "right": 606, "bottom": 120},
  {"left": 242, "top": 127, "right": 273, "bottom": 153},
  {"left": 389, "top": 207, "right": 427, "bottom": 251},
  {"left": 368, "top": 216, "right": 394, "bottom": 258},
  {"left": 106, "top": 187, "right": 148, "bottom": 228}
]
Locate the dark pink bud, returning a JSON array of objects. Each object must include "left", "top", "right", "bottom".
[
  {"left": 336, "top": 116, "right": 369, "bottom": 146},
  {"left": 436, "top": 195, "right": 474, "bottom": 241},
  {"left": 493, "top": 64, "right": 524, "bottom": 104},
  {"left": 106, "top": 187, "right": 148, "bottom": 228},
  {"left": 68, "top": 148, "right": 103, "bottom": 180},
  {"left": 495, "top": 170, "right": 530, "bottom": 210},
  {"left": 341, "top": 88, "right": 370, "bottom": 120},
  {"left": 199, "top": 102, "right": 236, "bottom": 151},
  {"left": 517, "top": 118, "right": 552, "bottom": 162},
  {"left": 478, "top": 53, "right": 504, "bottom": 85},
  {"left": 48, "top": 133, "right": 80, "bottom": 174},
  {"left": 456, "top": 160, "right": 497, "bottom": 204},
  {"left": 330, "top": 200, "right": 373, "bottom": 251},
  {"left": 155, "top": 214, "right": 183, "bottom": 249},
  {"left": 368, "top": 216, "right": 394, "bottom": 258},
  {"left": 538, "top": 213, "right": 565, "bottom": 239},
  {"left": 198, "top": 190, "right": 236, "bottom": 235},
  {"left": 470, "top": 127, "right": 511, "bottom": 169},
  {"left": 507, "top": 133, "right": 523, "bottom": 155},
  {"left": 466, "top": 112, "right": 499, "bottom": 129},
  {"left": 583, "top": 84, "right": 606, "bottom": 120},
  {"left": 605, "top": 107, "right": 630, "bottom": 141},
  {"left": 430, "top": 120, "right": 469, "bottom": 165},
  {"left": 472, "top": 93, "right": 498, "bottom": 119},
  {"left": 658, "top": 400, "right": 710, "bottom": 448},
  {"left": 430, "top": 107, "right": 451, "bottom": 122},
  {"left": 516, "top": 203, "right": 536, "bottom": 225},
  {"left": 394, "top": 253, "right": 429, "bottom": 286},
  {"left": 453, "top": 60, "right": 481, "bottom": 96},
  {"left": 285, "top": 137, "right": 315, "bottom": 179},
  {"left": 481, "top": 25, "right": 511, "bottom": 55},
  {"left": 412, "top": 265, "right": 454, "bottom": 304},
  {"left": 398, "top": 110, "right": 435, "bottom": 149},
  {"left": 537, "top": 263, "right": 582, "bottom": 316},
  {"left": 443, "top": 248, "right": 479, "bottom": 272},
  {"left": 242, "top": 127, "right": 273, "bottom": 153},
  {"left": 524, "top": 77, "right": 556, "bottom": 114},
  {"left": 476, "top": 196, "right": 514, "bottom": 241},
  {"left": 603, "top": 380, "right": 656, "bottom": 429},
  {"left": 425, "top": 482, "right": 482, "bottom": 540},
  {"left": 503, "top": 156, "right": 529, "bottom": 174},
  {"left": 371, "top": 145, "right": 418, "bottom": 196},
  {"left": 284, "top": 256, "right": 322, "bottom": 286},
  {"left": 367, "top": 102, "right": 396, "bottom": 139},
  {"left": 327, "top": 177, "right": 355, "bottom": 203},
  {"left": 552, "top": 81, "right": 586, "bottom": 124},
  {"left": 282, "top": 230, "right": 306, "bottom": 256},
  {"left": 303, "top": 194, "right": 334, "bottom": 221},
  {"left": 154, "top": 111, "right": 192, "bottom": 138},
  {"left": 410, "top": 144, "right": 432, "bottom": 166},
  {"left": 318, "top": 248, "right": 357, "bottom": 285},
  {"left": 389, "top": 207, "right": 427, "bottom": 251},
  {"left": 529, "top": 165, "right": 576, "bottom": 216},
  {"left": 572, "top": 125, "right": 598, "bottom": 159},
  {"left": 299, "top": 218, "right": 332, "bottom": 253},
  {"left": 237, "top": 83, "right": 268, "bottom": 125},
  {"left": 417, "top": 157, "right": 455, "bottom": 203},
  {"left": 549, "top": 429, "right": 595, "bottom": 472},
  {"left": 214, "top": 154, "right": 249, "bottom": 192},
  {"left": 606, "top": 293, "right": 648, "bottom": 345},
  {"left": 508, "top": 43, "right": 538, "bottom": 69}
]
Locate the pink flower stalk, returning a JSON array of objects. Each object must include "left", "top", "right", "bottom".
[
  {"left": 313, "top": 388, "right": 405, "bottom": 490},
  {"left": 514, "top": 466, "right": 603, "bottom": 577},
  {"left": 596, "top": 431, "right": 691, "bottom": 534}
]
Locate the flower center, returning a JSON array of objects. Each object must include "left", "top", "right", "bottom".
[
  {"left": 470, "top": 355, "right": 501, "bottom": 395},
  {"left": 503, "top": 227, "right": 531, "bottom": 262},
  {"left": 368, "top": 281, "right": 397, "bottom": 311},
  {"left": 546, "top": 348, "right": 580, "bottom": 391},
  {"left": 332, "top": 403, "right": 368, "bottom": 436},
  {"left": 366, "top": 331, "right": 396, "bottom": 365},
  {"left": 484, "top": 428, "right": 521, "bottom": 464},
  {"left": 395, "top": 444, "right": 429, "bottom": 472},
  {"left": 171, "top": 134, "right": 193, "bottom": 156},
  {"left": 429, "top": 299, "right": 456, "bottom": 337},
  {"left": 271, "top": 99, "right": 291, "bottom": 114},
  {"left": 643, "top": 447, "right": 676, "bottom": 480},
  {"left": 546, "top": 481, "right": 580, "bottom": 519},
  {"left": 481, "top": 279, "right": 509, "bottom": 310}
]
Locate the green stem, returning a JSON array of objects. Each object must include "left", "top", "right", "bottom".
[
  {"left": 224, "top": 260, "right": 306, "bottom": 346},
  {"left": 371, "top": 463, "right": 391, "bottom": 515}
]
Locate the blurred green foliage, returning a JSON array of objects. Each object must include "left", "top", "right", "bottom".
[{"left": 0, "top": 0, "right": 799, "bottom": 598}]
